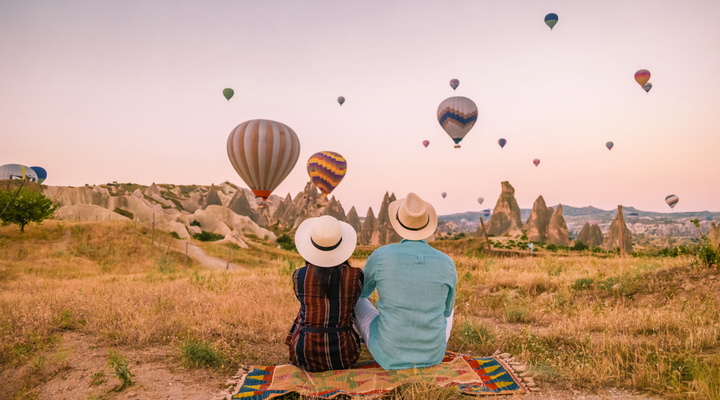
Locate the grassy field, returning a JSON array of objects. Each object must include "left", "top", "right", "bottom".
[{"left": 1, "top": 221, "right": 719, "bottom": 399}]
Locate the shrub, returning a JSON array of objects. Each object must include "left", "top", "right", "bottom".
[
  {"left": 108, "top": 349, "right": 134, "bottom": 390},
  {"left": 113, "top": 208, "right": 134, "bottom": 220},
  {"left": 277, "top": 233, "right": 296, "bottom": 251},
  {"left": 546, "top": 244, "right": 558, "bottom": 252},
  {"left": 572, "top": 278, "right": 595, "bottom": 290},
  {"left": 190, "top": 220, "right": 202, "bottom": 227},
  {"left": 571, "top": 241, "right": 589, "bottom": 251},
  {"left": 170, "top": 231, "right": 181, "bottom": 239},
  {"left": 193, "top": 231, "right": 224, "bottom": 242},
  {"left": 180, "top": 339, "right": 224, "bottom": 368}
]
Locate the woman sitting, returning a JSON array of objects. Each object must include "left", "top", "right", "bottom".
[{"left": 285, "top": 215, "right": 363, "bottom": 372}]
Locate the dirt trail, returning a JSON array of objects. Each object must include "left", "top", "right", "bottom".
[{"left": 169, "top": 240, "right": 243, "bottom": 270}]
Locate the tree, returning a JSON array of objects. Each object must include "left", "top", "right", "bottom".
[{"left": 0, "top": 187, "right": 57, "bottom": 232}]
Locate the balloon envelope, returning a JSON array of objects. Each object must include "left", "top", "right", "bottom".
[
  {"left": 422, "top": 140, "right": 429, "bottom": 148},
  {"left": 665, "top": 194, "right": 679, "bottom": 209},
  {"left": 307, "top": 151, "right": 347, "bottom": 197},
  {"left": 337, "top": 96, "right": 345, "bottom": 106},
  {"left": 606, "top": 141, "right": 614, "bottom": 150},
  {"left": 227, "top": 119, "right": 301, "bottom": 201},
  {"left": 223, "top": 88, "right": 234, "bottom": 101},
  {"left": 545, "top": 13, "right": 558, "bottom": 30},
  {"left": 449, "top": 79, "right": 459, "bottom": 90},
  {"left": 477, "top": 197, "right": 484, "bottom": 205},
  {"left": 437, "top": 96, "right": 478, "bottom": 148},
  {"left": 635, "top": 70, "right": 651, "bottom": 87},
  {"left": 483, "top": 209, "right": 491, "bottom": 217},
  {"left": 627, "top": 212, "right": 639, "bottom": 223},
  {"left": 498, "top": 138, "right": 506, "bottom": 148},
  {"left": 533, "top": 159, "right": 540, "bottom": 167},
  {"left": 30, "top": 166, "right": 47, "bottom": 184},
  {"left": 643, "top": 83, "right": 652, "bottom": 93},
  {"left": 0, "top": 164, "right": 38, "bottom": 182},
  {"left": 441, "top": 192, "right": 447, "bottom": 199},
  {"left": 706, "top": 214, "right": 713, "bottom": 222}
]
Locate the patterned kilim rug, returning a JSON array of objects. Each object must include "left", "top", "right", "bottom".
[{"left": 217, "top": 352, "right": 528, "bottom": 399}]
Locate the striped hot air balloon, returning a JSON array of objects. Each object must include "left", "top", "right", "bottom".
[
  {"left": 0, "top": 164, "right": 38, "bottom": 182},
  {"left": 483, "top": 209, "right": 491, "bottom": 218},
  {"left": 643, "top": 83, "right": 652, "bottom": 93},
  {"left": 437, "top": 96, "right": 478, "bottom": 148},
  {"left": 449, "top": 79, "right": 459, "bottom": 90},
  {"left": 665, "top": 194, "right": 679, "bottom": 209},
  {"left": 635, "top": 70, "right": 651, "bottom": 87},
  {"left": 498, "top": 138, "right": 506, "bottom": 148},
  {"left": 226, "top": 119, "right": 301, "bottom": 202},
  {"left": 545, "top": 13, "right": 558, "bottom": 30},
  {"left": 307, "top": 151, "right": 347, "bottom": 197}
]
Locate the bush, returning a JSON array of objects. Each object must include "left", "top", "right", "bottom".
[
  {"left": 180, "top": 339, "right": 224, "bottom": 368},
  {"left": 193, "top": 231, "right": 224, "bottom": 242},
  {"left": 572, "top": 278, "right": 595, "bottom": 290},
  {"left": 0, "top": 187, "right": 57, "bottom": 232},
  {"left": 277, "top": 233, "right": 296, "bottom": 251},
  {"left": 113, "top": 208, "right": 134, "bottom": 220},
  {"left": 546, "top": 244, "right": 558, "bottom": 252},
  {"left": 108, "top": 349, "right": 134, "bottom": 390},
  {"left": 571, "top": 241, "right": 589, "bottom": 251},
  {"left": 190, "top": 220, "right": 201, "bottom": 227}
]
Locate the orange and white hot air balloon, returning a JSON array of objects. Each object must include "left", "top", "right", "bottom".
[{"left": 227, "top": 119, "right": 301, "bottom": 203}]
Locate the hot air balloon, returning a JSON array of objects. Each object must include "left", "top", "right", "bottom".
[
  {"left": 449, "top": 79, "right": 459, "bottom": 90},
  {"left": 634, "top": 70, "right": 651, "bottom": 87},
  {"left": 545, "top": 13, "right": 558, "bottom": 30},
  {"left": 441, "top": 192, "right": 447, "bottom": 199},
  {"left": 643, "top": 83, "right": 652, "bottom": 93},
  {"left": 533, "top": 159, "right": 540, "bottom": 167},
  {"left": 337, "top": 96, "right": 345, "bottom": 106},
  {"left": 223, "top": 88, "right": 234, "bottom": 101},
  {"left": 0, "top": 164, "right": 38, "bottom": 182},
  {"left": 706, "top": 214, "right": 713, "bottom": 222},
  {"left": 30, "top": 166, "right": 47, "bottom": 184},
  {"left": 437, "top": 96, "right": 478, "bottom": 148},
  {"left": 307, "top": 151, "right": 347, "bottom": 197},
  {"left": 227, "top": 119, "right": 301, "bottom": 203},
  {"left": 627, "top": 212, "right": 639, "bottom": 223},
  {"left": 665, "top": 194, "right": 679, "bottom": 209},
  {"left": 528, "top": 243, "right": 534, "bottom": 252},
  {"left": 498, "top": 138, "right": 506, "bottom": 148},
  {"left": 606, "top": 141, "right": 614, "bottom": 151},
  {"left": 483, "top": 209, "right": 491, "bottom": 217},
  {"left": 477, "top": 197, "right": 484, "bottom": 205},
  {"left": 422, "top": 140, "right": 430, "bottom": 148}
]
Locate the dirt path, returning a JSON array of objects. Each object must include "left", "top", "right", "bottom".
[{"left": 170, "top": 240, "right": 243, "bottom": 270}]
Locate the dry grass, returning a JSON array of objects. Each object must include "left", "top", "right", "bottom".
[{"left": 1, "top": 225, "right": 719, "bottom": 399}]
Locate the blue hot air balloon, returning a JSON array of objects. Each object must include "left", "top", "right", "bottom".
[
  {"left": 483, "top": 209, "right": 491, "bottom": 218},
  {"left": 706, "top": 214, "right": 713, "bottom": 222},
  {"left": 498, "top": 138, "right": 506, "bottom": 148},
  {"left": 545, "top": 13, "right": 558, "bottom": 30},
  {"left": 30, "top": 166, "right": 47, "bottom": 184}
]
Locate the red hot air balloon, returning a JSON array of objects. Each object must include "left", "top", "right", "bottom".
[
  {"left": 634, "top": 70, "right": 651, "bottom": 87},
  {"left": 422, "top": 140, "right": 429, "bottom": 148},
  {"left": 533, "top": 159, "right": 540, "bottom": 167}
]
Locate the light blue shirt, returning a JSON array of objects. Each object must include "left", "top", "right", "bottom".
[{"left": 361, "top": 239, "right": 457, "bottom": 369}]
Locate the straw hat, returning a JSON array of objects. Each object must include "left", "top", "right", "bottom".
[
  {"left": 295, "top": 216, "right": 357, "bottom": 267},
  {"left": 388, "top": 193, "right": 438, "bottom": 240}
]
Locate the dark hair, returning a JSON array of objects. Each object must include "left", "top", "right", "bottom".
[{"left": 312, "top": 260, "right": 349, "bottom": 297}]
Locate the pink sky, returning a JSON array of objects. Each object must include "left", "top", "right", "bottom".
[{"left": 1, "top": 0, "right": 719, "bottom": 215}]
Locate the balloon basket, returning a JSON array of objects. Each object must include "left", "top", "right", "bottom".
[{"left": 454, "top": 145, "right": 461, "bottom": 149}]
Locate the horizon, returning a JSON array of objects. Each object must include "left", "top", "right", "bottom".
[{"left": 2, "top": 1, "right": 719, "bottom": 214}]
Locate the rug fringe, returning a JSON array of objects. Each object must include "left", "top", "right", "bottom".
[
  {"left": 496, "top": 352, "right": 540, "bottom": 393},
  {"left": 211, "top": 367, "right": 249, "bottom": 400}
]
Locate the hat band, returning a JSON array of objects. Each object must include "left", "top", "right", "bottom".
[
  {"left": 396, "top": 211, "right": 429, "bottom": 231},
  {"left": 311, "top": 237, "right": 343, "bottom": 251}
]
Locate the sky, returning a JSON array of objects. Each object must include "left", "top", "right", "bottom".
[{"left": 1, "top": 0, "right": 719, "bottom": 216}]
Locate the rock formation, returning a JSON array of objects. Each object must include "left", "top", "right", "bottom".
[
  {"left": 486, "top": 181, "right": 523, "bottom": 237},
  {"left": 323, "top": 196, "right": 347, "bottom": 222},
  {"left": 601, "top": 207, "right": 633, "bottom": 253},
  {"left": 191, "top": 205, "right": 276, "bottom": 245},
  {"left": 576, "top": 222, "right": 603, "bottom": 248},
  {"left": 711, "top": 223, "right": 720, "bottom": 248},
  {"left": 375, "top": 192, "right": 402, "bottom": 245},
  {"left": 144, "top": 183, "right": 174, "bottom": 208},
  {"left": 524, "top": 196, "right": 553, "bottom": 242},
  {"left": 547, "top": 204, "right": 570, "bottom": 246},
  {"left": 359, "top": 208, "right": 376, "bottom": 245},
  {"left": 346, "top": 206, "right": 361, "bottom": 233},
  {"left": 664, "top": 235, "right": 675, "bottom": 249},
  {"left": 55, "top": 204, "right": 130, "bottom": 222},
  {"left": 202, "top": 185, "right": 223, "bottom": 209},
  {"left": 227, "top": 190, "right": 253, "bottom": 218},
  {"left": 272, "top": 181, "right": 326, "bottom": 230}
]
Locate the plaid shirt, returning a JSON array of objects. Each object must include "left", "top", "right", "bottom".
[{"left": 285, "top": 262, "right": 364, "bottom": 372}]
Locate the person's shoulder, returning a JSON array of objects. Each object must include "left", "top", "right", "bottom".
[{"left": 424, "top": 246, "right": 455, "bottom": 266}]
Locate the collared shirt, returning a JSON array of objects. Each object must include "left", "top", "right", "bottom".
[
  {"left": 286, "top": 262, "right": 364, "bottom": 372},
  {"left": 361, "top": 239, "right": 457, "bottom": 370}
]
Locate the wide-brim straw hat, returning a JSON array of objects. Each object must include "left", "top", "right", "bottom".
[
  {"left": 295, "top": 215, "right": 357, "bottom": 267},
  {"left": 388, "top": 192, "right": 438, "bottom": 241}
]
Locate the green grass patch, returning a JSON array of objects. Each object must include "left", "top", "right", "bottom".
[{"left": 180, "top": 339, "right": 224, "bottom": 369}]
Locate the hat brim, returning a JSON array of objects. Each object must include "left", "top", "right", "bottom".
[
  {"left": 295, "top": 218, "right": 357, "bottom": 267},
  {"left": 388, "top": 198, "right": 438, "bottom": 241}
]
